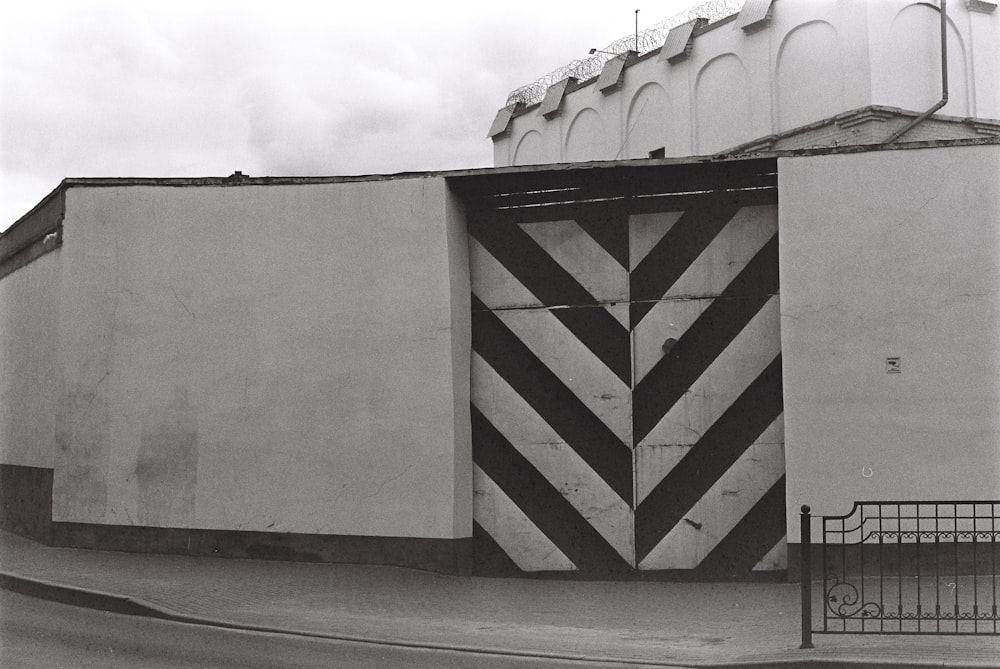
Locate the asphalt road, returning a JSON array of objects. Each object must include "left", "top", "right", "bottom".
[{"left": 0, "top": 590, "right": 646, "bottom": 669}]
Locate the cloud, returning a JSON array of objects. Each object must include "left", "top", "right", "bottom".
[{"left": 1, "top": 0, "right": 701, "bottom": 228}]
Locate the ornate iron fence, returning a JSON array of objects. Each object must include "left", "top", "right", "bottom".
[{"left": 799, "top": 501, "right": 1000, "bottom": 649}]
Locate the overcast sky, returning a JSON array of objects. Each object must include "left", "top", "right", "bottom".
[{"left": 1, "top": 0, "right": 704, "bottom": 230}]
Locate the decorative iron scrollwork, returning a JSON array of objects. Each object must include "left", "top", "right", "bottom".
[
  {"left": 825, "top": 580, "right": 883, "bottom": 619},
  {"left": 807, "top": 501, "right": 1000, "bottom": 641}
]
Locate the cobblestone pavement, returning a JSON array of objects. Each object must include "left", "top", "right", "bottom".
[{"left": 1, "top": 531, "right": 997, "bottom": 667}]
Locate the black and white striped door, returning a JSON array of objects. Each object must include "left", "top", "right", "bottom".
[{"left": 462, "top": 160, "right": 786, "bottom": 579}]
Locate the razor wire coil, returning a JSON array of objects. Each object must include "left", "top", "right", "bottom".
[{"left": 503, "top": 0, "right": 744, "bottom": 108}]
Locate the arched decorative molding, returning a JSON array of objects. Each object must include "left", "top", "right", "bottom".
[
  {"left": 890, "top": 2, "right": 967, "bottom": 57},
  {"left": 883, "top": 2, "right": 969, "bottom": 116},
  {"left": 897, "top": 0, "right": 966, "bottom": 21},
  {"left": 512, "top": 130, "right": 545, "bottom": 166},
  {"left": 564, "top": 108, "right": 607, "bottom": 163},
  {"left": 694, "top": 54, "right": 752, "bottom": 154},
  {"left": 623, "top": 83, "right": 669, "bottom": 159},
  {"left": 775, "top": 21, "right": 846, "bottom": 131}
]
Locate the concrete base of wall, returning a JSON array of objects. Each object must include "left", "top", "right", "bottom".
[
  {"left": 474, "top": 566, "right": 788, "bottom": 582},
  {"left": 474, "top": 525, "right": 786, "bottom": 581},
  {"left": 0, "top": 465, "right": 53, "bottom": 543},
  {"left": 50, "top": 522, "right": 473, "bottom": 575}
]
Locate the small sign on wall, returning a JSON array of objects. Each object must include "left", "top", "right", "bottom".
[{"left": 886, "top": 357, "right": 901, "bottom": 373}]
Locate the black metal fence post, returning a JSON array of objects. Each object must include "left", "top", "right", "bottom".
[{"left": 800, "top": 504, "right": 814, "bottom": 649}]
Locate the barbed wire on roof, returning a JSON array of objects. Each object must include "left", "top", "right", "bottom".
[{"left": 503, "top": 0, "right": 745, "bottom": 108}]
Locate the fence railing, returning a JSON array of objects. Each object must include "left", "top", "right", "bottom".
[{"left": 800, "top": 501, "right": 1000, "bottom": 649}]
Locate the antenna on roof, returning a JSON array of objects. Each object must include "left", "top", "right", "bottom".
[{"left": 635, "top": 9, "right": 640, "bottom": 52}]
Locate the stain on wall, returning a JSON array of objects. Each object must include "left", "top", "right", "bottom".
[
  {"left": 136, "top": 386, "right": 198, "bottom": 526},
  {"left": 53, "top": 383, "right": 109, "bottom": 520}
]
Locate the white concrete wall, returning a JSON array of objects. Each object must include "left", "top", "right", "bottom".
[
  {"left": 49, "top": 178, "right": 472, "bottom": 539},
  {"left": 779, "top": 144, "right": 1000, "bottom": 541},
  {"left": 494, "top": 0, "right": 998, "bottom": 166},
  {"left": 0, "top": 251, "right": 61, "bottom": 469},
  {"left": 869, "top": 1, "right": 972, "bottom": 118},
  {"left": 443, "top": 186, "right": 473, "bottom": 538},
  {"left": 966, "top": 0, "right": 1000, "bottom": 118}
]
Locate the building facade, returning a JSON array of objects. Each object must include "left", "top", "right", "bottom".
[{"left": 489, "top": 0, "right": 999, "bottom": 164}]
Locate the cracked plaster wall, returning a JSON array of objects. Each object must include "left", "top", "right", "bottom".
[
  {"left": 49, "top": 178, "right": 472, "bottom": 539},
  {"left": 778, "top": 144, "right": 1000, "bottom": 542}
]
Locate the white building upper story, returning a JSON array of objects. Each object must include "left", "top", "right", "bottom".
[{"left": 489, "top": 0, "right": 1000, "bottom": 165}]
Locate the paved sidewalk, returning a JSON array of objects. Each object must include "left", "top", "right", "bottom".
[{"left": 1, "top": 531, "right": 997, "bottom": 668}]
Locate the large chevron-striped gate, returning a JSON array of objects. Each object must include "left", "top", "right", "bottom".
[{"left": 455, "top": 159, "right": 785, "bottom": 580}]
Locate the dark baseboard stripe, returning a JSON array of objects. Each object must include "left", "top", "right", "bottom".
[
  {"left": 463, "top": 568, "right": 786, "bottom": 582},
  {"left": 786, "top": 542, "right": 992, "bottom": 582},
  {"left": 0, "top": 464, "right": 53, "bottom": 543},
  {"left": 51, "top": 522, "right": 472, "bottom": 576}
]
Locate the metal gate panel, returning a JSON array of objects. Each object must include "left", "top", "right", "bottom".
[
  {"left": 631, "top": 201, "right": 785, "bottom": 577},
  {"left": 471, "top": 345, "right": 634, "bottom": 564},
  {"left": 457, "top": 159, "right": 785, "bottom": 579},
  {"left": 472, "top": 464, "right": 576, "bottom": 572},
  {"left": 487, "top": 307, "right": 633, "bottom": 445},
  {"left": 634, "top": 297, "right": 782, "bottom": 505},
  {"left": 518, "top": 219, "right": 629, "bottom": 306},
  {"left": 638, "top": 419, "right": 785, "bottom": 571},
  {"left": 470, "top": 208, "right": 635, "bottom": 577}
]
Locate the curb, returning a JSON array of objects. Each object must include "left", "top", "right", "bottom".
[
  {"left": 2, "top": 571, "right": 995, "bottom": 669},
  {"left": 0, "top": 572, "right": 168, "bottom": 619},
  {"left": 0, "top": 571, "right": 688, "bottom": 667}
]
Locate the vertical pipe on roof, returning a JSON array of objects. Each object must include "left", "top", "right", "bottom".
[{"left": 883, "top": 0, "right": 949, "bottom": 143}]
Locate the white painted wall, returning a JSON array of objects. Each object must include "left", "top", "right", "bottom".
[
  {"left": 0, "top": 251, "right": 61, "bottom": 469},
  {"left": 48, "top": 178, "right": 472, "bottom": 539},
  {"left": 774, "top": 20, "right": 847, "bottom": 132},
  {"left": 870, "top": 1, "right": 971, "bottom": 118},
  {"left": 444, "top": 187, "right": 473, "bottom": 538},
  {"left": 494, "top": 0, "right": 999, "bottom": 166},
  {"left": 779, "top": 144, "right": 1000, "bottom": 541},
  {"left": 695, "top": 54, "right": 754, "bottom": 154}
]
